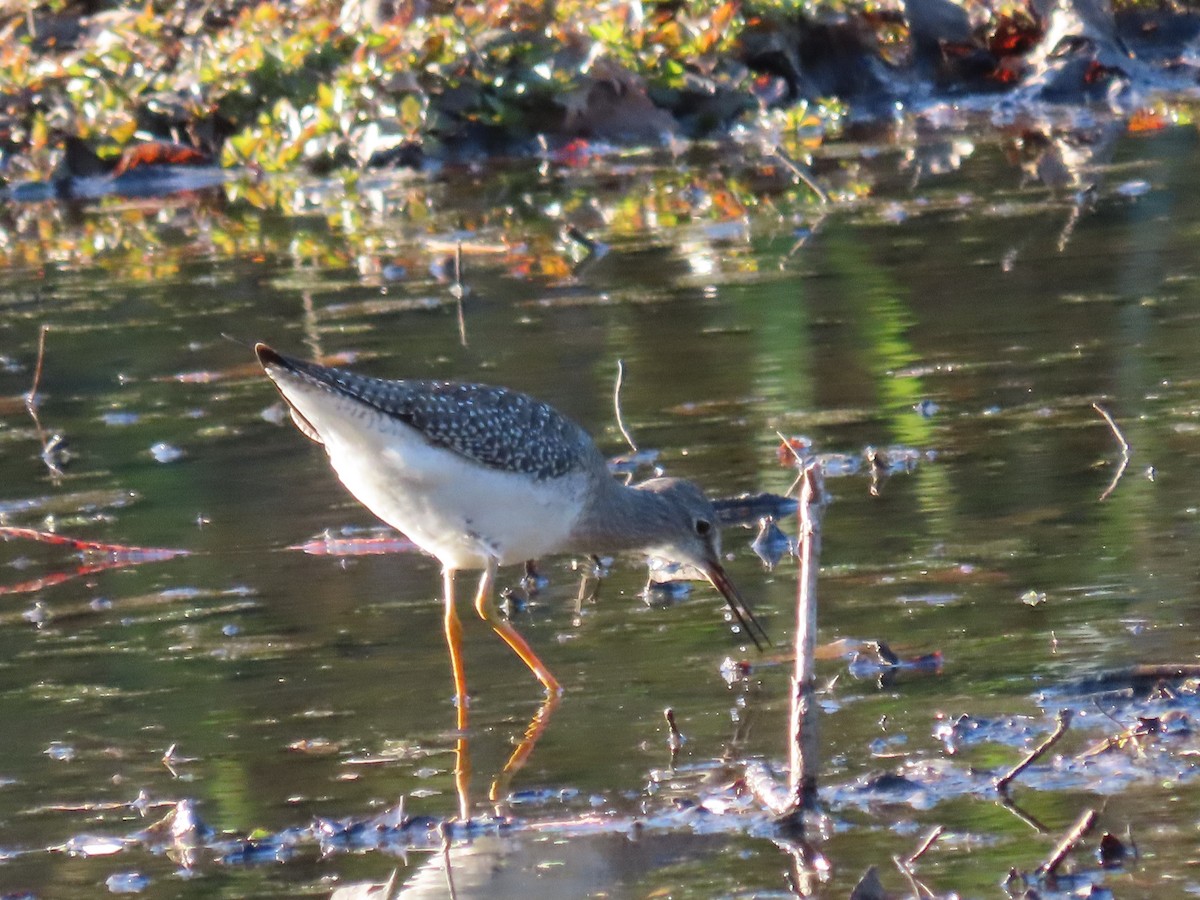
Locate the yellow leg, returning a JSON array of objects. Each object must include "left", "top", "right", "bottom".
[
  {"left": 443, "top": 568, "right": 469, "bottom": 730},
  {"left": 443, "top": 568, "right": 471, "bottom": 821},
  {"left": 473, "top": 558, "right": 562, "bottom": 696}
]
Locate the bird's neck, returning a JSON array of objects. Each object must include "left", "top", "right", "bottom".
[{"left": 569, "top": 477, "right": 672, "bottom": 555}]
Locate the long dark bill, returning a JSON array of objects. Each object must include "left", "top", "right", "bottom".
[
  {"left": 255, "top": 343, "right": 326, "bottom": 445},
  {"left": 705, "top": 562, "right": 770, "bottom": 651},
  {"left": 255, "top": 342, "right": 302, "bottom": 376}
]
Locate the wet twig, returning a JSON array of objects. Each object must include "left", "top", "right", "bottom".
[
  {"left": 867, "top": 446, "right": 883, "bottom": 497},
  {"left": 1093, "top": 403, "right": 1130, "bottom": 456},
  {"left": 1078, "top": 705, "right": 1166, "bottom": 760},
  {"left": 776, "top": 431, "right": 810, "bottom": 497},
  {"left": 563, "top": 223, "right": 603, "bottom": 256},
  {"left": 439, "top": 821, "right": 459, "bottom": 900},
  {"left": 1036, "top": 807, "right": 1097, "bottom": 878},
  {"left": 613, "top": 359, "right": 638, "bottom": 454},
  {"left": 780, "top": 462, "right": 825, "bottom": 822},
  {"left": 664, "top": 708, "right": 684, "bottom": 765},
  {"left": 779, "top": 837, "right": 829, "bottom": 896},
  {"left": 996, "top": 709, "right": 1072, "bottom": 793},
  {"left": 904, "top": 825, "right": 944, "bottom": 868},
  {"left": 451, "top": 241, "right": 468, "bottom": 347},
  {"left": 998, "top": 795, "right": 1050, "bottom": 834},
  {"left": 24, "top": 323, "right": 48, "bottom": 415},
  {"left": 562, "top": 223, "right": 610, "bottom": 276},
  {"left": 784, "top": 211, "right": 828, "bottom": 263},
  {"left": 744, "top": 761, "right": 792, "bottom": 817},
  {"left": 893, "top": 855, "right": 935, "bottom": 899},
  {"left": 1093, "top": 402, "right": 1130, "bottom": 502},
  {"left": 24, "top": 324, "right": 65, "bottom": 480},
  {"left": 740, "top": 477, "right": 822, "bottom": 819},
  {"left": 893, "top": 825, "right": 943, "bottom": 899},
  {"left": 771, "top": 146, "right": 829, "bottom": 204}
]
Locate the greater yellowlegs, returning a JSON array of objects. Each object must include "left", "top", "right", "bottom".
[{"left": 255, "top": 343, "right": 767, "bottom": 709}]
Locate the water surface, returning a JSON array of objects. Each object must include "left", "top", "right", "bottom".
[{"left": 2, "top": 124, "right": 1200, "bottom": 897}]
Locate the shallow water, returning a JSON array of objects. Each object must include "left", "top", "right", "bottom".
[{"left": 3, "top": 122, "right": 1200, "bottom": 897}]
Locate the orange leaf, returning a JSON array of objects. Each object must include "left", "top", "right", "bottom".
[
  {"left": 113, "top": 142, "right": 211, "bottom": 176},
  {"left": 1128, "top": 109, "right": 1168, "bottom": 133},
  {"left": 712, "top": 0, "right": 738, "bottom": 32}
]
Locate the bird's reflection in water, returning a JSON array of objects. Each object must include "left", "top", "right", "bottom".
[{"left": 451, "top": 692, "right": 560, "bottom": 823}]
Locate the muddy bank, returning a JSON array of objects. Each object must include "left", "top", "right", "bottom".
[{"left": 5, "top": 0, "right": 1200, "bottom": 198}]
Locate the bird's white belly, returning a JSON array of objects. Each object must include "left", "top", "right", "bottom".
[{"left": 319, "top": 407, "right": 588, "bottom": 570}]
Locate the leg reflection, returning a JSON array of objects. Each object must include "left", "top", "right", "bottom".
[
  {"left": 490, "top": 693, "right": 560, "bottom": 814},
  {"left": 453, "top": 735, "right": 471, "bottom": 823}
]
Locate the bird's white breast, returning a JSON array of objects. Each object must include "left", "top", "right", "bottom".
[{"left": 275, "top": 376, "right": 589, "bottom": 570}]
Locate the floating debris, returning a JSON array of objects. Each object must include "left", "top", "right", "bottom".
[
  {"left": 713, "top": 493, "right": 798, "bottom": 527},
  {"left": 1114, "top": 180, "right": 1151, "bottom": 198},
  {"left": 138, "top": 799, "right": 212, "bottom": 846},
  {"left": 290, "top": 526, "right": 418, "bottom": 556},
  {"left": 104, "top": 871, "right": 150, "bottom": 893},
  {"left": 149, "top": 442, "right": 185, "bottom": 464},
  {"left": 1021, "top": 589, "right": 1048, "bottom": 606},
  {"left": 44, "top": 742, "right": 75, "bottom": 762},
  {"left": 750, "top": 519, "right": 794, "bottom": 569},
  {"left": 100, "top": 412, "right": 140, "bottom": 426},
  {"left": 57, "top": 835, "right": 125, "bottom": 857}
]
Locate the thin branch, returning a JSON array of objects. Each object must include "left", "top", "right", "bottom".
[
  {"left": 996, "top": 709, "right": 1072, "bottom": 793},
  {"left": 1036, "top": 807, "right": 1097, "bottom": 877},
  {"left": 1092, "top": 402, "right": 1130, "bottom": 502},
  {"left": 439, "top": 821, "right": 459, "bottom": 900},
  {"left": 997, "top": 795, "right": 1050, "bottom": 833},
  {"left": 904, "top": 825, "right": 944, "bottom": 868},
  {"left": 563, "top": 223, "right": 600, "bottom": 255},
  {"left": 301, "top": 291, "right": 322, "bottom": 362},
  {"left": 744, "top": 761, "right": 793, "bottom": 818},
  {"left": 613, "top": 359, "right": 638, "bottom": 453},
  {"left": 744, "top": 464, "right": 825, "bottom": 824},
  {"left": 783, "top": 462, "right": 824, "bottom": 820},
  {"left": 893, "top": 855, "right": 935, "bottom": 899},
  {"left": 776, "top": 430, "right": 808, "bottom": 497},
  {"left": 664, "top": 707, "right": 684, "bottom": 766},
  {"left": 1057, "top": 187, "right": 1095, "bottom": 255},
  {"left": 23, "top": 325, "right": 65, "bottom": 481},
  {"left": 452, "top": 242, "right": 468, "bottom": 347},
  {"left": 771, "top": 146, "right": 829, "bottom": 204},
  {"left": 1093, "top": 403, "right": 1130, "bottom": 455},
  {"left": 24, "top": 323, "right": 49, "bottom": 414},
  {"left": 784, "top": 211, "right": 827, "bottom": 263},
  {"left": 867, "top": 445, "right": 883, "bottom": 497}
]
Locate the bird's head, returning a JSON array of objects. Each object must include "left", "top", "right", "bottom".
[{"left": 634, "top": 477, "right": 768, "bottom": 649}]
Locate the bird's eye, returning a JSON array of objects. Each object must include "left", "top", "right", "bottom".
[{"left": 694, "top": 518, "right": 713, "bottom": 537}]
